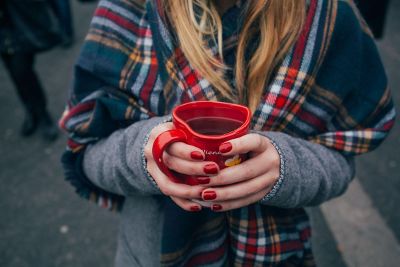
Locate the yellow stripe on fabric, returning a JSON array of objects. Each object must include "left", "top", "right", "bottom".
[
  {"left": 165, "top": 58, "right": 183, "bottom": 90},
  {"left": 120, "top": 46, "right": 155, "bottom": 89},
  {"left": 163, "top": 79, "right": 175, "bottom": 108},
  {"left": 86, "top": 30, "right": 132, "bottom": 55}
]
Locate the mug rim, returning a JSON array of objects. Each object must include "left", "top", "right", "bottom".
[{"left": 172, "top": 101, "right": 251, "bottom": 141}]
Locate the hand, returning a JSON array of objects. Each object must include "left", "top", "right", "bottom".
[
  {"left": 144, "top": 122, "right": 221, "bottom": 212},
  {"left": 199, "top": 133, "right": 280, "bottom": 212}
]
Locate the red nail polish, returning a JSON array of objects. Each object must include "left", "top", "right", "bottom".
[
  {"left": 204, "top": 164, "right": 218, "bottom": 174},
  {"left": 212, "top": 204, "right": 222, "bottom": 211},
  {"left": 203, "top": 191, "right": 217, "bottom": 200},
  {"left": 190, "top": 206, "right": 201, "bottom": 212},
  {"left": 219, "top": 142, "right": 232, "bottom": 153},
  {"left": 197, "top": 177, "right": 211, "bottom": 184},
  {"left": 190, "top": 151, "right": 204, "bottom": 160}
]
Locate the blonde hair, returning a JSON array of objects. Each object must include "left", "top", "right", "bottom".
[{"left": 163, "top": 0, "right": 306, "bottom": 112}]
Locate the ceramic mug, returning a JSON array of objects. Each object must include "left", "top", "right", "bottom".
[{"left": 152, "top": 101, "right": 251, "bottom": 185}]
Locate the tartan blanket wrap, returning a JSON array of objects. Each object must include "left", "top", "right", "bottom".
[{"left": 59, "top": 0, "right": 395, "bottom": 266}]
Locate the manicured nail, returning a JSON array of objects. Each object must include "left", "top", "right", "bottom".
[
  {"left": 190, "top": 206, "right": 201, "bottom": 212},
  {"left": 204, "top": 164, "right": 218, "bottom": 174},
  {"left": 197, "top": 177, "right": 211, "bottom": 185},
  {"left": 219, "top": 142, "right": 232, "bottom": 153},
  {"left": 203, "top": 191, "right": 217, "bottom": 200},
  {"left": 191, "top": 151, "right": 204, "bottom": 160},
  {"left": 212, "top": 204, "right": 223, "bottom": 211}
]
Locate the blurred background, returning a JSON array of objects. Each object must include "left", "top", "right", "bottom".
[{"left": 0, "top": 0, "right": 399, "bottom": 266}]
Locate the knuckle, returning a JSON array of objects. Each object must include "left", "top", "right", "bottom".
[
  {"left": 218, "top": 190, "right": 228, "bottom": 201},
  {"left": 255, "top": 176, "right": 267, "bottom": 190},
  {"left": 183, "top": 188, "right": 197, "bottom": 199},
  {"left": 181, "top": 191, "right": 191, "bottom": 199},
  {"left": 187, "top": 187, "right": 201, "bottom": 199},
  {"left": 188, "top": 165, "right": 199, "bottom": 175},
  {"left": 214, "top": 174, "right": 225, "bottom": 185},
  {"left": 236, "top": 138, "right": 245, "bottom": 150},
  {"left": 257, "top": 135, "right": 267, "bottom": 150}
]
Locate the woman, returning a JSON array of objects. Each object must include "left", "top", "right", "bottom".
[{"left": 60, "top": 0, "right": 395, "bottom": 266}]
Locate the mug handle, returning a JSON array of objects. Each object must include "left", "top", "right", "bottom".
[{"left": 152, "top": 129, "right": 188, "bottom": 183}]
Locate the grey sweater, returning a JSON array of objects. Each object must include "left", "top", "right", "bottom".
[{"left": 83, "top": 116, "right": 355, "bottom": 267}]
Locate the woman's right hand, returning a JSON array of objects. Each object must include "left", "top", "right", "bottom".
[{"left": 143, "top": 122, "right": 220, "bottom": 212}]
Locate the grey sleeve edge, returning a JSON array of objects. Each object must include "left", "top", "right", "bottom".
[{"left": 139, "top": 116, "right": 173, "bottom": 190}]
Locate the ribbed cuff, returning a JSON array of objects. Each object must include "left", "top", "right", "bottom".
[{"left": 260, "top": 138, "right": 285, "bottom": 203}]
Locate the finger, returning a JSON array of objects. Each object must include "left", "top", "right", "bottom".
[
  {"left": 209, "top": 189, "right": 269, "bottom": 212},
  {"left": 204, "top": 152, "right": 278, "bottom": 186},
  {"left": 218, "top": 133, "right": 269, "bottom": 156},
  {"left": 201, "top": 172, "right": 277, "bottom": 202},
  {"left": 163, "top": 152, "right": 219, "bottom": 176},
  {"left": 166, "top": 142, "right": 205, "bottom": 161},
  {"left": 147, "top": 159, "right": 205, "bottom": 199},
  {"left": 170, "top": 196, "right": 203, "bottom": 212}
]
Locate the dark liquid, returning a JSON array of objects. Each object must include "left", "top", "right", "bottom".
[{"left": 186, "top": 117, "right": 243, "bottom": 135}]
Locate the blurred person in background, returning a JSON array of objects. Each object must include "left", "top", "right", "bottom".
[
  {"left": 355, "top": 0, "right": 390, "bottom": 39},
  {"left": 49, "top": 0, "right": 74, "bottom": 47},
  {"left": 0, "top": 0, "right": 60, "bottom": 141}
]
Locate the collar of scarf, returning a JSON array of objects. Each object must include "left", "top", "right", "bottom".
[{"left": 145, "top": 0, "right": 322, "bottom": 265}]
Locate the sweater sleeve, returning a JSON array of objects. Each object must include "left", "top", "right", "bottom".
[
  {"left": 82, "top": 115, "right": 169, "bottom": 196},
  {"left": 257, "top": 131, "right": 355, "bottom": 208}
]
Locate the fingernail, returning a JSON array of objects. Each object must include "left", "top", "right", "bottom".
[
  {"left": 190, "top": 151, "right": 204, "bottom": 160},
  {"left": 204, "top": 164, "right": 218, "bottom": 174},
  {"left": 197, "top": 177, "right": 211, "bottom": 184},
  {"left": 203, "top": 191, "right": 217, "bottom": 200},
  {"left": 219, "top": 142, "right": 232, "bottom": 153},
  {"left": 211, "top": 204, "right": 222, "bottom": 211},
  {"left": 190, "top": 206, "right": 201, "bottom": 212}
]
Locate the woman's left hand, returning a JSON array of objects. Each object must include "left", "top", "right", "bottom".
[{"left": 199, "top": 133, "right": 281, "bottom": 211}]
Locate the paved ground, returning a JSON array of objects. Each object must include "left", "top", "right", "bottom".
[{"left": 0, "top": 1, "right": 399, "bottom": 267}]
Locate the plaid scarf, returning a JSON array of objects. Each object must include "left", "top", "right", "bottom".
[{"left": 60, "top": 0, "right": 395, "bottom": 266}]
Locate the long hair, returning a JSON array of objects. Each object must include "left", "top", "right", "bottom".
[{"left": 163, "top": 0, "right": 307, "bottom": 112}]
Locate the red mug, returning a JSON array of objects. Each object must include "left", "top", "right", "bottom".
[{"left": 152, "top": 101, "right": 251, "bottom": 185}]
